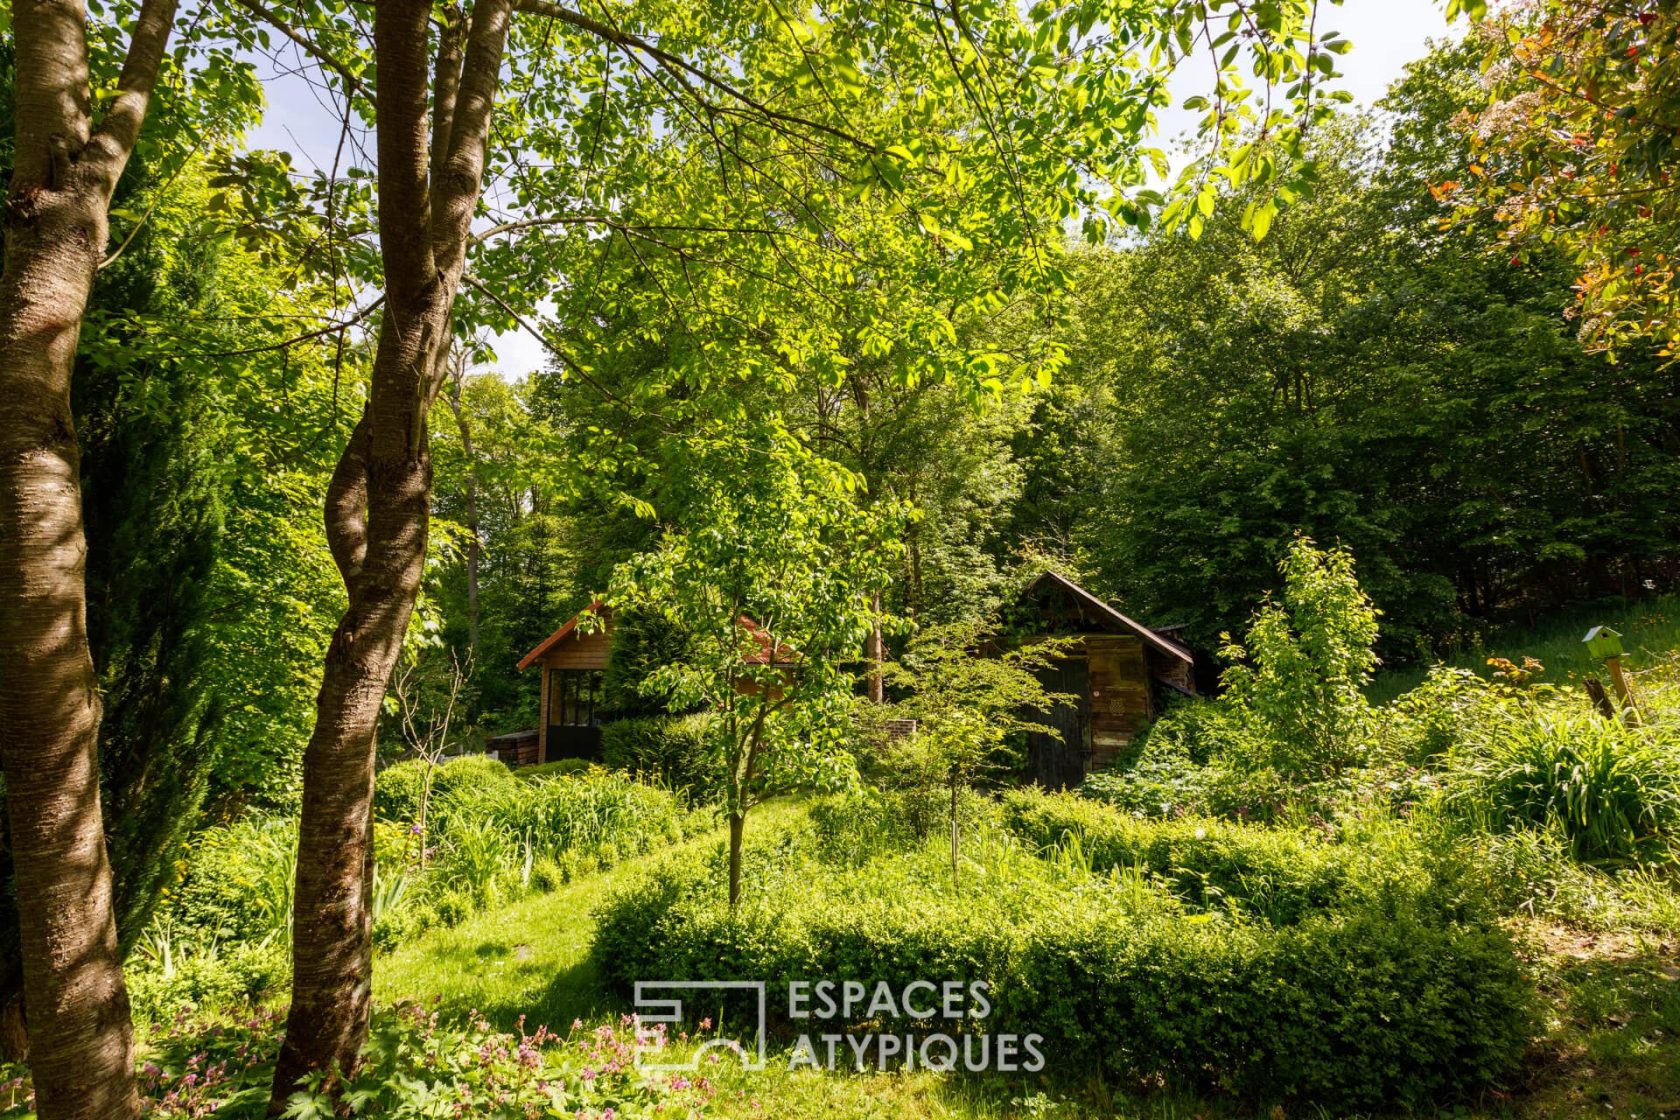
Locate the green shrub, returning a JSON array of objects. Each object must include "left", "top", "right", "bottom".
[
  {"left": 1009, "top": 904, "right": 1534, "bottom": 1107},
  {"left": 1375, "top": 666, "right": 1499, "bottom": 765},
  {"left": 1442, "top": 704, "right": 1680, "bottom": 865},
  {"left": 594, "top": 833, "right": 1534, "bottom": 1108},
  {"left": 374, "top": 753, "right": 517, "bottom": 827},
  {"left": 127, "top": 937, "right": 289, "bottom": 1026},
  {"left": 601, "top": 712, "right": 720, "bottom": 797},
  {"left": 1080, "top": 754, "right": 1217, "bottom": 820},
  {"left": 167, "top": 817, "right": 297, "bottom": 944},
  {"left": 1217, "top": 538, "right": 1380, "bottom": 779},
  {"left": 808, "top": 787, "right": 996, "bottom": 865},
  {"left": 1001, "top": 788, "right": 1467, "bottom": 924},
  {"left": 1127, "top": 696, "right": 1251, "bottom": 767},
  {"left": 471, "top": 768, "right": 684, "bottom": 857},
  {"left": 519, "top": 757, "right": 595, "bottom": 780}
]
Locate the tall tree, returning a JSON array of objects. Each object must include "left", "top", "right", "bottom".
[
  {"left": 0, "top": 2, "right": 202, "bottom": 1114},
  {"left": 267, "top": 0, "right": 514, "bottom": 1099},
  {"left": 1455, "top": 0, "right": 1680, "bottom": 357}
]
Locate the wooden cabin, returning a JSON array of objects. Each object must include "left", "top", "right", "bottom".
[
  {"left": 514, "top": 604, "right": 792, "bottom": 766},
  {"left": 517, "top": 601, "right": 613, "bottom": 764},
  {"left": 1007, "top": 571, "right": 1196, "bottom": 789}
]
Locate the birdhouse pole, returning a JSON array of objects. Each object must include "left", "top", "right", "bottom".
[{"left": 1583, "top": 626, "right": 1640, "bottom": 724}]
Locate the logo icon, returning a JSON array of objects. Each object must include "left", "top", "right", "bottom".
[{"left": 632, "top": 981, "right": 767, "bottom": 1071}]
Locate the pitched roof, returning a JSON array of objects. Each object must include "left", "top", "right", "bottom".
[
  {"left": 518, "top": 603, "right": 794, "bottom": 671},
  {"left": 517, "top": 600, "right": 607, "bottom": 671},
  {"left": 1021, "top": 570, "right": 1193, "bottom": 665}
]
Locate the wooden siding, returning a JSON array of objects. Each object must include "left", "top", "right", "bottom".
[
  {"left": 1084, "top": 635, "right": 1153, "bottom": 770},
  {"left": 536, "top": 625, "right": 611, "bottom": 671}
]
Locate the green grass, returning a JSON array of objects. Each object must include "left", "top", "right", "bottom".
[
  {"left": 375, "top": 799, "right": 807, "bottom": 1031},
  {"left": 1370, "top": 595, "right": 1680, "bottom": 704}
]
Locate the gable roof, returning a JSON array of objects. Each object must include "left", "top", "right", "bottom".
[
  {"left": 1021, "top": 570, "right": 1193, "bottom": 665},
  {"left": 517, "top": 602, "right": 794, "bottom": 671},
  {"left": 517, "top": 600, "right": 608, "bottom": 671}
]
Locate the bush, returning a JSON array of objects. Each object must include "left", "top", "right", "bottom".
[
  {"left": 127, "top": 937, "right": 289, "bottom": 1026},
  {"left": 601, "top": 712, "right": 720, "bottom": 797},
  {"left": 1442, "top": 703, "right": 1680, "bottom": 865},
  {"left": 167, "top": 817, "right": 297, "bottom": 944},
  {"left": 1217, "top": 538, "right": 1380, "bottom": 779},
  {"left": 808, "top": 787, "right": 996, "bottom": 865},
  {"left": 999, "top": 788, "right": 1463, "bottom": 924},
  {"left": 411, "top": 768, "right": 686, "bottom": 918},
  {"left": 1010, "top": 904, "right": 1534, "bottom": 1107},
  {"left": 376, "top": 752, "right": 517, "bottom": 819},
  {"left": 519, "top": 757, "right": 595, "bottom": 780},
  {"left": 594, "top": 828, "right": 1535, "bottom": 1109},
  {"left": 1127, "top": 696, "right": 1251, "bottom": 767},
  {"left": 1375, "top": 666, "right": 1500, "bottom": 765}
]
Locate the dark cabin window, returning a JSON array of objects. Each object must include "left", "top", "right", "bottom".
[{"left": 548, "top": 669, "right": 604, "bottom": 727}]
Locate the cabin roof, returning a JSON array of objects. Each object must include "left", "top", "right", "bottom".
[
  {"left": 1021, "top": 570, "right": 1193, "bottom": 665},
  {"left": 517, "top": 600, "right": 608, "bottom": 671},
  {"left": 517, "top": 602, "right": 792, "bottom": 671}
]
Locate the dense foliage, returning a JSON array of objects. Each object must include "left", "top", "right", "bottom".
[{"left": 594, "top": 794, "right": 1537, "bottom": 1109}]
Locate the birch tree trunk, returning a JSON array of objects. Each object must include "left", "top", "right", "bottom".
[{"left": 0, "top": 3, "right": 177, "bottom": 1115}]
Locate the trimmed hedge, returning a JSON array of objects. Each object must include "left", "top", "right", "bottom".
[
  {"left": 999, "top": 788, "right": 1467, "bottom": 924},
  {"left": 593, "top": 822, "right": 1535, "bottom": 1108}
]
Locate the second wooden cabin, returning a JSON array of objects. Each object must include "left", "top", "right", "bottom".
[{"left": 1005, "top": 571, "right": 1196, "bottom": 789}]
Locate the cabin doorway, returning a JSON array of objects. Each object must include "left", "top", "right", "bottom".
[
  {"left": 1028, "top": 658, "right": 1091, "bottom": 790},
  {"left": 546, "top": 668, "right": 605, "bottom": 760}
]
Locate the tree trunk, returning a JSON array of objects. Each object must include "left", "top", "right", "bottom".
[
  {"left": 0, "top": 2, "right": 176, "bottom": 1113},
  {"left": 0, "top": 176, "right": 141, "bottom": 1120},
  {"left": 447, "top": 372, "right": 482, "bottom": 660},
  {"left": 269, "top": 310, "right": 445, "bottom": 1106},
  {"left": 727, "top": 812, "right": 746, "bottom": 907},
  {"left": 268, "top": 0, "right": 511, "bottom": 1106}
]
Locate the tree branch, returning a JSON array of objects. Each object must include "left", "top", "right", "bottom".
[
  {"left": 374, "top": 0, "right": 440, "bottom": 304},
  {"left": 230, "top": 0, "right": 366, "bottom": 97},
  {"left": 433, "top": 0, "right": 514, "bottom": 272},
  {"left": 512, "top": 0, "right": 876, "bottom": 153},
  {"left": 82, "top": 0, "right": 181, "bottom": 198}
]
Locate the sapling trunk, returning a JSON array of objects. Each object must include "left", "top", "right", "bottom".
[
  {"left": 727, "top": 812, "right": 746, "bottom": 906},
  {"left": 950, "top": 777, "right": 960, "bottom": 885}
]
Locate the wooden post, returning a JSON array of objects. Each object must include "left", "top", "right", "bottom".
[
  {"left": 1584, "top": 677, "right": 1617, "bottom": 720},
  {"left": 1606, "top": 656, "right": 1641, "bottom": 725}
]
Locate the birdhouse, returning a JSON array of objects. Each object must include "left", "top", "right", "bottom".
[{"left": 1583, "top": 625, "right": 1625, "bottom": 660}]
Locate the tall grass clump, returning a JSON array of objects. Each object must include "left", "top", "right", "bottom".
[
  {"left": 463, "top": 767, "right": 685, "bottom": 863},
  {"left": 1442, "top": 704, "right": 1680, "bottom": 866}
]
